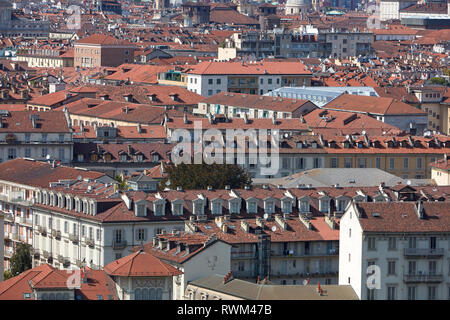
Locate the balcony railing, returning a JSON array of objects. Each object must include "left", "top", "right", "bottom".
[
  {"left": 52, "top": 230, "right": 61, "bottom": 239},
  {"left": 43, "top": 250, "right": 50, "bottom": 259},
  {"left": 404, "top": 248, "right": 444, "bottom": 258},
  {"left": 11, "top": 233, "right": 19, "bottom": 241},
  {"left": 4, "top": 213, "right": 14, "bottom": 222},
  {"left": 20, "top": 216, "right": 33, "bottom": 226},
  {"left": 38, "top": 226, "right": 47, "bottom": 236},
  {"left": 403, "top": 273, "right": 443, "bottom": 283},
  {"left": 69, "top": 233, "right": 79, "bottom": 243},
  {"left": 84, "top": 238, "right": 95, "bottom": 248},
  {"left": 231, "top": 251, "right": 257, "bottom": 259},
  {"left": 57, "top": 255, "right": 64, "bottom": 263},
  {"left": 112, "top": 240, "right": 127, "bottom": 250}
]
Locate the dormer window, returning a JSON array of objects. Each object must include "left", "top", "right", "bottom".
[
  {"left": 90, "top": 154, "right": 98, "bottom": 161},
  {"left": 319, "top": 198, "right": 330, "bottom": 213},
  {"left": 77, "top": 154, "right": 84, "bottom": 162},
  {"left": 154, "top": 202, "right": 165, "bottom": 216},
  {"left": 299, "top": 199, "right": 310, "bottom": 213},
  {"left": 282, "top": 199, "right": 292, "bottom": 213},
  {"left": 152, "top": 154, "right": 159, "bottom": 162},
  {"left": 135, "top": 203, "right": 146, "bottom": 217},
  {"left": 135, "top": 154, "right": 143, "bottom": 162},
  {"left": 296, "top": 142, "right": 303, "bottom": 149},
  {"left": 83, "top": 200, "right": 89, "bottom": 214},
  {"left": 247, "top": 200, "right": 257, "bottom": 214},
  {"left": 120, "top": 155, "right": 127, "bottom": 162},
  {"left": 336, "top": 199, "right": 347, "bottom": 212},
  {"left": 172, "top": 201, "right": 183, "bottom": 216},
  {"left": 229, "top": 200, "right": 240, "bottom": 214},
  {"left": 90, "top": 202, "right": 96, "bottom": 215},
  {"left": 193, "top": 201, "right": 204, "bottom": 215},
  {"left": 104, "top": 154, "right": 111, "bottom": 162},
  {"left": 264, "top": 200, "right": 275, "bottom": 214},
  {"left": 211, "top": 200, "right": 222, "bottom": 215}
]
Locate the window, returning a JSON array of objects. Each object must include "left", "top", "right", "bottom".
[
  {"left": 408, "top": 286, "right": 416, "bottom": 300},
  {"left": 41, "top": 148, "right": 48, "bottom": 158},
  {"left": 300, "top": 200, "right": 309, "bottom": 213},
  {"left": 154, "top": 203, "right": 164, "bottom": 216},
  {"left": 208, "top": 79, "right": 213, "bottom": 85},
  {"left": 25, "top": 133, "right": 30, "bottom": 143},
  {"left": 388, "top": 237, "right": 397, "bottom": 250},
  {"left": 417, "top": 158, "right": 422, "bottom": 169},
  {"left": 367, "top": 237, "right": 376, "bottom": 250},
  {"left": 358, "top": 158, "right": 367, "bottom": 168},
  {"left": 114, "top": 229, "right": 122, "bottom": 243},
  {"left": 173, "top": 203, "right": 183, "bottom": 216},
  {"left": 375, "top": 157, "right": 381, "bottom": 169},
  {"left": 58, "top": 148, "right": 65, "bottom": 161},
  {"left": 64, "top": 221, "right": 68, "bottom": 233},
  {"left": 389, "top": 158, "right": 395, "bottom": 169},
  {"left": 295, "top": 158, "right": 304, "bottom": 169},
  {"left": 42, "top": 134, "right": 47, "bottom": 143},
  {"left": 429, "top": 261, "right": 437, "bottom": 275},
  {"left": 212, "top": 202, "right": 222, "bottom": 215},
  {"left": 25, "top": 148, "right": 31, "bottom": 157},
  {"left": 96, "top": 229, "right": 101, "bottom": 241},
  {"left": 403, "top": 158, "right": 409, "bottom": 169},
  {"left": 193, "top": 202, "right": 203, "bottom": 215},
  {"left": 7, "top": 148, "right": 16, "bottom": 160},
  {"left": 59, "top": 134, "right": 64, "bottom": 143},
  {"left": 89, "top": 227, "right": 93, "bottom": 240},
  {"left": 313, "top": 158, "right": 321, "bottom": 168},
  {"left": 388, "top": 261, "right": 396, "bottom": 275},
  {"left": 282, "top": 200, "right": 291, "bottom": 213},
  {"left": 217, "top": 79, "right": 221, "bottom": 85},
  {"left": 408, "top": 261, "right": 416, "bottom": 275},
  {"left": 265, "top": 201, "right": 274, "bottom": 214},
  {"left": 349, "top": 228, "right": 351, "bottom": 238},
  {"left": 247, "top": 201, "right": 257, "bottom": 214},
  {"left": 229, "top": 201, "right": 239, "bottom": 214},
  {"left": 430, "top": 237, "right": 436, "bottom": 249},
  {"left": 367, "top": 288, "right": 375, "bottom": 300},
  {"left": 344, "top": 158, "right": 352, "bottom": 168},
  {"left": 387, "top": 286, "right": 396, "bottom": 300},
  {"left": 330, "top": 158, "right": 338, "bottom": 168},
  {"left": 428, "top": 286, "right": 437, "bottom": 300},
  {"left": 408, "top": 237, "right": 416, "bottom": 249},
  {"left": 72, "top": 223, "right": 78, "bottom": 236},
  {"left": 136, "top": 229, "right": 146, "bottom": 241}
]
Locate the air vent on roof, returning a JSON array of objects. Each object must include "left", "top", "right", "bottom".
[{"left": 372, "top": 212, "right": 380, "bottom": 217}]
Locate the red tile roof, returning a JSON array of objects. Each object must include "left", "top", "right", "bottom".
[
  {"left": 104, "top": 250, "right": 183, "bottom": 277},
  {"left": 188, "top": 60, "right": 311, "bottom": 75}
]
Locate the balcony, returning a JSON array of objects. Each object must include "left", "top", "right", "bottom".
[
  {"left": 52, "top": 230, "right": 61, "bottom": 239},
  {"left": 43, "top": 250, "right": 50, "bottom": 259},
  {"left": 404, "top": 248, "right": 444, "bottom": 258},
  {"left": 33, "top": 249, "right": 40, "bottom": 259},
  {"left": 10, "top": 233, "right": 19, "bottom": 242},
  {"left": 112, "top": 240, "right": 127, "bottom": 250},
  {"left": 4, "top": 250, "right": 13, "bottom": 258},
  {"left": 4, "top": 213, "right": 14, "bottom": 222},
  {"left": 38, "top": 226, "right": 47, "bottom": 236},
  {"left": 69, "top": 233, "right": 79, "bottom": 244},
  {"left": 231, "top": 251, "right": 257, "bottom": 259},
  {"left": 20, "top": 216, "right": 33, "bottom": 226},
  {"left": 4, "top": 232, "right": 10, "bottom": 240},
  {"left": 63, "top": 258, "right": 70, "bottom": 268},
  {"left": 57, "top": 255, "right": 64, "bottom": 263},
  {"left": 403, "top": 273, "right": 443, "bottom": 283},
  {"left": 85, "top": 238, "right": 95, "bottom": 248}
]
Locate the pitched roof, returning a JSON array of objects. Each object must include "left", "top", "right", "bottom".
[
  {"left": 188, "top": 60, "right": 311, "bottom": 75},
  {"left": 75, "top": 34, "right": 133, "bottom": 46},
  {"left": 104, "top": 250, "right": 183, "bottom": 277},
  {"left": 0, "top": 111, "right": 70, "bottom": 133},
  {"left": 0, "top": 158, "right": 106, "bottom": 188},
  {"left": 323, "top": 94, "right": 426, "bottom": 115}
]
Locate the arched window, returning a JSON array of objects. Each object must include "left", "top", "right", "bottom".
[
  {"left": 49, "top": 293, "right": 55, "bottom": 300},
  {"left": 63, "top": 293, "right": 69, "bottom": 300},
  {"left": 41, "top": 293, "right": 48, "bottom": 300},
  {"left": 135, "top": 288, "right": 141, "bottom": 300},
  {"left": 56, "top": 293, "right": 62, "bottom": 300}
]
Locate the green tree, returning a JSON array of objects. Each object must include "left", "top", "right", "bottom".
[
  {"left": 159, "top": 162, "right": 252, "bottom": 191},
  {"left": 3, "top": 270, "right": 13, "bottom": 280},
  {"left": 114, "top": 174, "right": 128, "bottom": 191},
  {"left": 9, "top": 243, "right": 32, "bottom": 277},
  {"left": 430, "top": 77, "right": 447, "bottom": 86}
]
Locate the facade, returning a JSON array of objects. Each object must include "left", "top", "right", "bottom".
[
  {"left": 0, "top": 208, "right": 3, "bottom": 281},
  {"left": 0, "top": 111, "right": 73, "bottom": 164},
  {"left": 0, "top": 0, "right": 50, "bottom": 38},
  {"left": 430, "top": 159, "right": 450, "bottom": 186},
  {"left": 380, "top": 0, "right": 418, "bottom": 21},
  {"left": 74, "top": 35, "right": 135, "bottom": 68},
  {"left": 194, "top": 92, "right": 317, "bottom": 119},
  {"left": 185, "top": 275, "right": 359, "bottom": 300},
  {"left": 339, "top": 201, "right": 450, "bottom": 300},
  {"left": 103, "top": 250, "right": 182, "bottom": 300},
  {"left": 186, "top": 60, "right": 312, "bottom": 97},
  {"left": 15, "top": 49, "right": 74, "bottom": 68}
]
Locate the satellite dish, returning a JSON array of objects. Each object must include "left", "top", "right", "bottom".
[
  {"left": 217, "top": 222, "right": 222, "bottom": 228},
  {"left": 362, "top": 130, "right": 366, "bottom": 135},
  {"left": 407, "top": 180, "right": 411, "bottom": 185},
  {"left": 263, "top": 213, "right": 268, "bottom": 220},
  {"left": 271, "top": 226, "right": 277, "bottom": 232}
]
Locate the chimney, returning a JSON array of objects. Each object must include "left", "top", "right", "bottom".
[
  {"left": 183, "top": 112, "right": 188, "bottom": 124},
  {"left": 221, "top": 223, "right": 228, "bottom": 233},
  {"left": 255, "top": 216, "right": 264, "bottom": 229},
  {"left": 274, "top": 214, "right": 287, "bottom": 230},
  {"left": 241, "top": 220, "right": 250, "bottom": 233},
  {"left": 137, "top": 123, "right": 142, "bottom": 134},
  {"left": 415, "top": 201, "right": 424, "bottom": 219}
]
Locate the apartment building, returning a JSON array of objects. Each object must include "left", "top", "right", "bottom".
[
  {"left": 194, "top": 92, "right": 317, "bottom": 119},
  {"left": 186, "top": 60, "right": 312, "bottom": 97},
  {"left": 0, "top": 158, "right": 112, "bottom": 271},
  {"left": 339, "top": 201, "right": 450, "bottom": 300},
  {"left": 15, "top": 48, "right": 74, "bottom": 68},
  {"left": 379, "top": 0, "right": 417, "bottom": 21},
  {"left": 323, "top": 94, "right": 428, "bottom": 134},
  {"left": 410, "top": 86, "right": 449, "bottom": 134},
  {"left": 74, "top": 34, "right": 135, "bottom": 68},
  {"left": 184, "top": 215, "right": 340, "bottom": 286},
  {"left": 431, "top": 159, "right": 450, "bottom": 186},
  {"left": 0, "top": 209, "right": 3, "bottom": 281},
  {"left": 0, "top": 111, "right": 73, "bottom": 164}
]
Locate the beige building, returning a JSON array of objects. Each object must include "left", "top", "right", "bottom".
[{"left": 431, "top": 159, "right": 450, "bottom": 186}]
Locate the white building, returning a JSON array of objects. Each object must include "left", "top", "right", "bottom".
[{"left": 339, "top": 201, "right": 450, "bottom": 300}]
